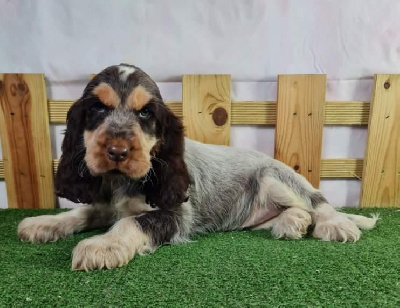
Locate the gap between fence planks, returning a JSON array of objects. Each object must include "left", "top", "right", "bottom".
[{"left": 48, "top": 100, "right": 370, "bottom": 125}]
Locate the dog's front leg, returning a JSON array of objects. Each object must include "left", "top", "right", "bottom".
[
  {"left": 18, "top": 204, "right": 116, "bottom": 243},
  {"left": 72, "top": 204, "right": 191, "bottom": 271}
]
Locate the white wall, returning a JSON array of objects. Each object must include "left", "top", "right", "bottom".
[{"left": 1, "top": 0, "right": 399, "bottom": 208}]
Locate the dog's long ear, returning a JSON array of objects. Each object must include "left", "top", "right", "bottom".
[
  {"left": 55, "top": 99, "right": 102, "bottom": 204},
  {"left": 144, "top": 103, "right": 190, "bottom": 210}
]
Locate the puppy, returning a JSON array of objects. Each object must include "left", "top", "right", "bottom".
[{"left": 18, "top": 64, "right": 378, "bottom": 271}]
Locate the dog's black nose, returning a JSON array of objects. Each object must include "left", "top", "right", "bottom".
[{"left": 107, "top": 145, "right": 129, "bottom": 162}]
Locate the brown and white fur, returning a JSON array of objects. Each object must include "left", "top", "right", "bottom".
[{"left": 18, "top": 64, "right": 379, "bottom": 271}]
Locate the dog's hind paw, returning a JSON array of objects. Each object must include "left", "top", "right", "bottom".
[
  {"left": 312, "top": 214, "right": 361, "bottom": 242},
  {"left": 272, "top": 208, "right": 312, "bottom": 240}
]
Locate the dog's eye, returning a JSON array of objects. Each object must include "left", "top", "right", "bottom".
[
  {"left": 138, "top": 108, "right": 151, "bottom": 119},
  {"left": 92, "top": 105, "right": 107, "bottom": 113}
]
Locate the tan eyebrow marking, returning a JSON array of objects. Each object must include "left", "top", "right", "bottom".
[
  {"left": 127, "top": 85, "right": 152, "bottom": 110},
  {"left": 92, "top": 82, "right": 121, "bottom": 107}
]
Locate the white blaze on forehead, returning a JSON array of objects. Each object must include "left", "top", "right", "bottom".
[{"left": 119, "top": 65, "right": 136, "bottom": 82}]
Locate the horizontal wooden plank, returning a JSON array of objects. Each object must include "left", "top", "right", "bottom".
[
  {"left": 48, "top": 100, "right": 369, "bottom": 125},
  {"left": 232, "top": 101, "right": 369, "bottom": 125},
  {"left": 231, "top": 101, "right": 276, "bottom": 124},
  {"left": 164, "top": 101, "right": 183, "bottom": 119},
  {"left": 48, "top": 100, "right": 76, "bottom": 124},
  {"left": 52, "top": 159, "right": 59, "bottom": 176},
  {"left": 324, "top": 101, "right": 370, "bottom": 125},
  {"left": 320, "top": 158, "right": 363, "bottom": 178},
  {"left": 0, "top": 160, "right": 3, "bottom": 178},
  {"left": 0, "top": 158, "right": 363, "bottom": 180}
]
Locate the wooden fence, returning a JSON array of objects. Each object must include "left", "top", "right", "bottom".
[{"left": 0, "top": 73, "right": 399, "bottom": 209}]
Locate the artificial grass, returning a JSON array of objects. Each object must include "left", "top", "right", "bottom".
[{"left": 0, "top": 209, "right": 399, "bottom": 307}]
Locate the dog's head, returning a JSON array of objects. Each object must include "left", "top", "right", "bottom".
[{"left": 55, "top": 64, "right": 189, "bottom": 207}]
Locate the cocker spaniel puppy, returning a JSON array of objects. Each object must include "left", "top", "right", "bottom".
[{"left": 18, "top": 64, "right": 378, "bottom": 271}]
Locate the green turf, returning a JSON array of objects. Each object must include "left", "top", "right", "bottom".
[{"left": 0, "top": 208, "right": 399, "bottom": 307}]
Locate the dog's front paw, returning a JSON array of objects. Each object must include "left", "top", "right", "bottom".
[
  {"left": 18, "top": 216, "right": 67, "bottom": 243},
  {"left": 313, "top": 214, "right": 361, "bottom": 242},
  {"left": 72, "top": 235, "right": 133, "bottom": 271}
]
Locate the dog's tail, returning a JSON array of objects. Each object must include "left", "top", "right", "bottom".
[{"left": 342, "top": 212, "right": 379, "bottom": 230}]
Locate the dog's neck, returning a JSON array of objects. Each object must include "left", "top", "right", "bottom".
[{"left": 95, "top": 172, "right": 145, "bottom": 204}]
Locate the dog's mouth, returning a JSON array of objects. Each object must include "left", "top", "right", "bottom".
[
  {"left": 86, "top": 158, "right": 151, "bottom": 180},
  {"left": 107, "top": 169, "right": 124, "bottom": 176}
]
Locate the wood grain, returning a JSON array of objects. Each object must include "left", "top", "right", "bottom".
[
  {"left": 52, "top": 159, "right": 59, "bottom": 176},
  {"left": 324, "top": 101, "right": 370, "bottom": 125},
  {"left": 320, "top": 159, "right": 363, "bottom": 178},
  {"left": 0, "top": 160, "right": 4, "bottom": 178},
  {"left": 274, "top": 75, "right": 327, "bottom": 188},
  {"left": 182, "top": 75, "right": 231, "bottom": 145},
  {"left": 0, "top": 74, "right": 54, "bottom": 208},
  {"left": 48, "top": 100, "right": 75, "bottom": 124},
  {"left": 231, "top": 101, "right": 276, "bottom": 125},
  {"left": 360, "top": 75, "right": 400, "bottom": 208}
]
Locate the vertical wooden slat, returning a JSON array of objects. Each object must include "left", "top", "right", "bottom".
[
  {"left": 182, "top": 75, "right": 231, "bottom": 145},
  {"left": 360, "top": 74, "right": 400, "bottom": 208},
  {"left": 274, "top": 74, "right": 327, "bottom": 188},
  {"left": 0, "top": 74, "right": 54, "bottom": 209}
]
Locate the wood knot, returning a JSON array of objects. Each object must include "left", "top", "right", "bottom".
[
  {"left": 384, "top": 82, "right": 390, "bottom": 89},
  {"left": 294, "top": 165, "right": 300, "bottom": 171},
  {"left": 0, "top": 80, "right": 3, "bottom": 89},
  {"left": 212, "top": 107, "right": 228, "bottom": 126},
  {"left": 17, "top": 83, "right": 26, "bottom": 93}
]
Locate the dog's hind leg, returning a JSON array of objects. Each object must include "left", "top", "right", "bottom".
[
  {"left": 311, "top": 203, "right": 361, "bottom": 242},
  {"left": 252, "top": 177, "right": 312, "bottom": 239},
  {"left": 270, "top": 208, "right": 312, "bottom": 239},
  {"left": 18, "top": 204, "right": 116, "bottom": 243},
  {"left": 252, "top": 165, "right": 378, "bottom": 242},
  {"left": 311, "top": 201, "right": 379, "bottom": 242}
]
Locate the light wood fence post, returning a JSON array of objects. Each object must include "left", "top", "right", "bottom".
[
  {"left": 0, "top": 74, "right": 54, "bottom": 209},
  {"left": 360, "top": 74, "right": 400, "bottom": 208},
  {"left": 182, "top": 75, "right": 231, "bottom": 145},
  {"left": 274, "top": 74, "right": 327, "bottom": 188}
]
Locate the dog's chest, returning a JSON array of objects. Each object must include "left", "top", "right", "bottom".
[{"left": 114, "top": 196, "right": 157, "bottom": 218}]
